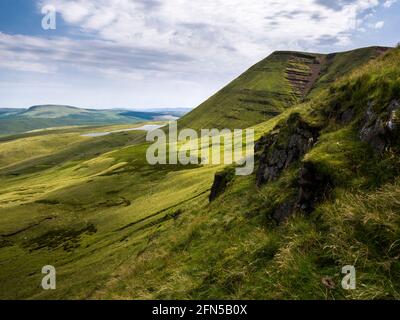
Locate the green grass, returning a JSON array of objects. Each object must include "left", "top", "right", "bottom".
[
  {"left": 308, "top": 46, "right": 389, "bottom": 98},
  {"left": 0, "top": 123, "right": 220, "bottom": 299},
  {"left": 0, "top": 47, "right": 399, "bottom": 300},
  {"left": 179, "top": 47, "right": 389, "bottom": 131},
  {"left": 178, "top": 51, "right": 300, "bottom": 130},
  {"left": 91, "top": 47, "right": 400, "bottom": 300}
]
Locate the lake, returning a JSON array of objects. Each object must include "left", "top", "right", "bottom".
[{"left": 81, "top": 124, "right": 164, "bottom": 137}]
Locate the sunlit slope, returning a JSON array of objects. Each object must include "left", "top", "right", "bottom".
[
  {"left": 178, "top": 51, "right": 302, "bottom": 130},
  {"left": 179, "top": 46, "right": 389, "bottom": 130},
  {"left": 0, "top": 46, "right": 398, "bottom": 300},
  {"left": 0, "top": 124, "right": 222, "bottom": 299},
  {"left": 104, "top": 47, "right": 400, "bottom": 300}
]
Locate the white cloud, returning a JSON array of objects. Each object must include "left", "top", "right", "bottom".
[
  {"left": 383, "top": 0, "right": 397, "bottom": 8},
  {"left": 0, "top": 0, "right": 393, "bottom": 108},
  {"left": 0, "top": 31, "right": 192, "bottom": 78},
  {"left": 374, "top": 20, "right": 385, "bottom": 28},
  {"left": 38, "top": 0, "right": 385, "bottom": 64}
]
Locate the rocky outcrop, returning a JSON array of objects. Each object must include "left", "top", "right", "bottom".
[
  {"left": 359, "top": 100, "right": 400, "bottom": 154},
  {"left": 272, "top": 199, "right": 296, "bottom": 223},
  {"left": 254, "top": 113, "right": 328, "bottom": 223},
  {"left": 286, "top": 53, "right": 324, "bottom": 99},
  {"left": 209, "top": 167, "right": 235, "bottom": 202},
  {"left": 296, "top": 162, "right": 331, "bottom": 213},
  {"left": 271, "top": 162, "right": 332, "bottom": 223},
  {"left": 340, "top": 109, "right": 355, "bottom": 124},
  {"left": 325, "top": 100, "right": 355, "bottom": 125},
  {"left": 388, "top": 100, "right": 400, "bottom": 131},
  {"left": 256, "top": 113, "right": 320, "bottom": 186}
]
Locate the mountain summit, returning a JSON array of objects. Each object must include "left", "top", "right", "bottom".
[{"left": 179, "top": 46, "right": 389, "bottom": 130}]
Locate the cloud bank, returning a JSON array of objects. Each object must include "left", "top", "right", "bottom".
[{"left": 0, "top": 0, "right": 396, "bottom": 108}]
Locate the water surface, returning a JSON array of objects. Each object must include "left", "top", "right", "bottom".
[{"left": 81, "top": 124, "right": 164, "bottom": 137}]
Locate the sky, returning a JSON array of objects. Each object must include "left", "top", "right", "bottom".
[{"left": 0, "top": 0, "right": 399, "bottom": 110}]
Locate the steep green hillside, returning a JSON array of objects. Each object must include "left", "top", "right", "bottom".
[
  {"left": 93, "top": 47, "right": 400, "bottom": 300},
  {"left": 308, "top": 46, "right": 389, "bottom": 98},
  {"left": 178, "top": 51, "right": 301, "bottom": 130},
  {"left": 0, "top": 46, "right": 399, "bottom": 300},
  {"left": 179, "top": 47, "right": 388, "bottom": 130}
]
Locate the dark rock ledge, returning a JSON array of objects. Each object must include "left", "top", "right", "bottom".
[
  {"left": 359, "top": 99, "right": 400, "bottom": 154},
  {"left": 272, "top": 162, "right": 331, "bottom": 223},
  {"left": 254, "top": 113, "right": 332, "bottom": 223},
  {"left": 256, "top": 113, "right": 321, "bottom": 186}
]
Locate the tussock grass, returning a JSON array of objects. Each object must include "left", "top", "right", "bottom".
[{"left": 319, "top": 181, "right": 400, "bottom": 299}]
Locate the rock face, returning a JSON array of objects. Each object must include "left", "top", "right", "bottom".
[
  {"left": 272, "top": 199, "right": 296, "bottom": 223},
  {"left": 254, "top": 113, "right": 328, "bottom": 223},
  {"left": 271, "top": 162, "right": 331, "bottom": 223},
  {"left": 285, "top": 53, "right": 324, "bottom": 99},
  {"left": 340, "top": 109, "right": 355, "bottom": 124},
  {"left": 256, "top": 113, "right": 320, "bottom": 186},
  {"left": 296, "top": 162, "right": 331, "bottom": 213},
  {"left": 388, "top": 100, "right": 400, "bottom": 131},
  {"left": 360, "top": 100, "right": 400, "bottom": 154},
  {"left": 209, "top": 168, "right": 235, "bottom": 202}
]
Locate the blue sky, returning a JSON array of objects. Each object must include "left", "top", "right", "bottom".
[{"left": 0, "top": 0, "right": 399, "bottom": 109}]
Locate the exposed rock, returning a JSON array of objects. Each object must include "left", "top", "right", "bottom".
[
  {"left": 359, "top": 100, "right": 400, "bottom": 154},
  {"left": 209, "top": 167, "right": 235, "bottom": 202},
  {"left": 340, "top": 109, "right": 354, "bottom": 124},
  {"left": 388, "top": 99, "right": 400, "bottom": 131},
  {"left": 296, "top": 162, "right": 331, "bottom": 214},
  {"left": 285, "top": 53, "right": 324, "bottom": 99},
  {"left": 359, "top": 102, "right": 387, "bottom": 153},
  {"left": 271, "top": 162, "right": 331, "bottom": 223},
  {"left": 272, "top": 199, "right": 296, "bottom": 223},
  {"left": 254, "top": 130, "right": 279, "bottom": 154},
  {"left": 256, "top": 113, "right": 320, "bottom": 186}
]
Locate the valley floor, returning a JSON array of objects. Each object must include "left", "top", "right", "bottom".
[{"left": 1, "top": 112, "right": 399, "bottom": 300}]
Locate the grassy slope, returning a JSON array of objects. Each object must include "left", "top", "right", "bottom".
[
  {"left": 179, "top": 47, "right": 388, "bottom": 131},
  {"left": 178, "top": 51, "right": 300, "bottom": 130},
  {"left": 0, "top": 47, "right": 399, "bottom": 300},
  {"left": 308, "top": 46, "right": 390, "bottom": 98},
  {"left": 0, "top": 123, "right": 221, "bottom": 299},
  {"left": 92, "top": 48, "right": 400, "bottom": 300}
]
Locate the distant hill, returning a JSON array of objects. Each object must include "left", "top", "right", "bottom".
[
  {"left": 20, "top": 105, "right": 91, "bottom": 119},
  {"left": 0, "top": 105, "right": 185, "bottom": 136},
  {"left": 179, "top": 46, "right": 389, "bottom": 130},
  {"left": 0, "top": 108, "right": 22, "bottom": 117}
]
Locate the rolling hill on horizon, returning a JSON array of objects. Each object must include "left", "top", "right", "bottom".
[
  {"left": 1, "top": 45, "right": 400, "bottom": 300},
  {"left": 0, "top": 105, "right": 188, "bottom": 136}
]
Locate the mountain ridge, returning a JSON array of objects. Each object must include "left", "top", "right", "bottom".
[{"left": 178, "top": 46, "right": 391, "bottom": 130}]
